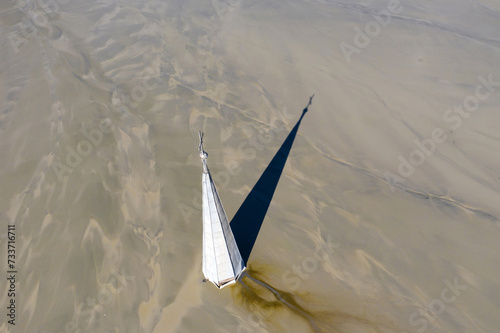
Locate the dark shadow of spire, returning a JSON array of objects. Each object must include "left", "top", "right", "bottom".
[{"left": 231, "top": 95, "right": 314, "bottom": 263}]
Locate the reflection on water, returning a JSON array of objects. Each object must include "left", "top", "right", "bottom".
[{"left": 232, "top": 264, "right": 399, "bottom": 333}]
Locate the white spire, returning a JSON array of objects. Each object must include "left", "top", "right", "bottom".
[{"left": 199, "top": 131, "right": 245, "bottom": 289}]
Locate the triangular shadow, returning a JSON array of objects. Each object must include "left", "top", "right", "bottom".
[{"left": 231, "top": 95, "right": 314, "bottom": 263}]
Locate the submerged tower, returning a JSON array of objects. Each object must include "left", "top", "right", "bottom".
[{"left": 198, "top": 132, "right": 245, "bottom": 289}]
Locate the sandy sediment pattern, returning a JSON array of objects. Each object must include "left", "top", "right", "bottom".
[{"left": 0, "top": 0, "right": 500, "bottom": 332}]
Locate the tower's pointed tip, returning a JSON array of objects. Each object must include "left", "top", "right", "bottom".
[
  {"left": 199, "top": 132, "right": 208, "bottom": 172},
  {"left": 198, "top": 132, "right": 204, "bottom": 151}
]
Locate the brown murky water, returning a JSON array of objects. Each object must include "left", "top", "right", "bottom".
[
  {"left": 1, "top": 0, "right": 500, "bottom": 332},
  {"left": 233, "top": 264, "right": 401, "bottom": 332}
]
